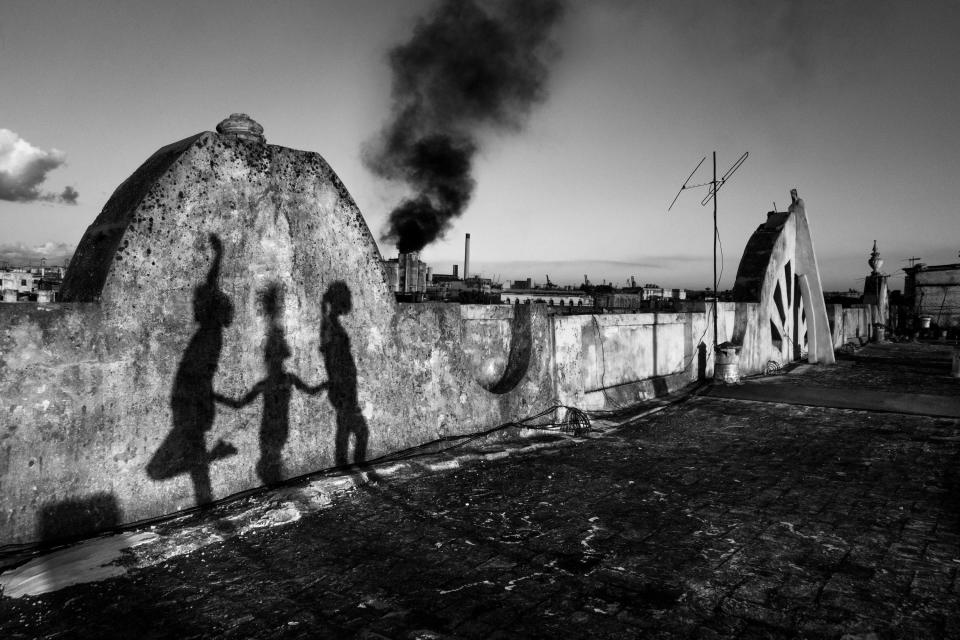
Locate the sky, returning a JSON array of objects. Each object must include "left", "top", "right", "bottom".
[{"left": 2, "top": 0, "right": 958, "bottom": 292}]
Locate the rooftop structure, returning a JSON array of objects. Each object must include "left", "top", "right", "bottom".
[{"left": 903, "top": 260, "right": 960, "bottom": 330}]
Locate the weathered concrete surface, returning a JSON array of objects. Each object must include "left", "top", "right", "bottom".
[
  {"left": 706, "top": 342, "right": 960, "bottom": 415},
  {"left": 0, "top": 132, "right": 556, "bottom": 546},
  {"left": 1, "top": 342, "right": 958, "bottom": 638},
  {"left": 553, "top": 305, "right": 736, "bottom": 410},
  {"left": 707, "top": 380, "right": 960, "bottom": 417},
  {"left": 0, "top": 303, "right": 119, "bottom": 543},
  {"left": 758, "top": 341, "right": 960, "bottom": 397},
  {"left": 842, "top": 306, "right": 874, "bottom": 344}
]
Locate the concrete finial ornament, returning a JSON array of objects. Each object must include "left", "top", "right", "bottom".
[
  {"left": 868, "top": 240, "right": 883, "bottom": 274},
  {"left": 216, "top": 113, "right": 265, "bottom": 143},
  {"left": 787, "top": 188, "right": 804, "bottom": 215}
]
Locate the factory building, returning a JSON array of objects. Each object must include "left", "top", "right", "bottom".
[{"left": 382, "top": 252, "right": 431, "bottom": 298}]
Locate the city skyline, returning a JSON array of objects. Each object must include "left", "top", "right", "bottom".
[{"left": 2, "top": 1, "right": 958, "bottom": 292}]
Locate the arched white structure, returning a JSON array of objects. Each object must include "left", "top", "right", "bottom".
[{"left": 731, "top": 191, "right": 835, "bottom": 369}]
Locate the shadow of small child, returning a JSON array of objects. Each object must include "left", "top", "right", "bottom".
[
  {"left": 215, "top": 285, "right": 326, "bottom": 485},
  {"left": 215, "top": 354, "right": 325, "bottom": 484}
]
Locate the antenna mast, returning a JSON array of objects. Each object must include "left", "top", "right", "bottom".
[
  {"left": 713, "top": 152, "right": 717, "bottom": 348},
  {"left": 668, "top": 150, "right": 749, "bottom": 351}
]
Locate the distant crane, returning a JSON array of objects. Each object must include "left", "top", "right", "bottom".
[{"left": 545, "top": 275, "right": 557, "bottom": 289}]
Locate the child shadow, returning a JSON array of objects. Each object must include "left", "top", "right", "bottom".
[
  {"left": 148, "top": 233, "right": 237, "bottom": 507},
  {"left": 216, "top": 283, "right": 324, "bottom": 486},
  {"left": 321, "top": 281, "right": 370, "bottom": 468}
]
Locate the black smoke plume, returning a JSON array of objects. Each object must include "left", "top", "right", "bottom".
[{"left": 366, "top": 0, "right": 566, "bottom": 253}]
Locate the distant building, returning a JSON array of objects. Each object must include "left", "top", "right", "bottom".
[
  {"left": 823, "top": 290, "right": 863, "bottom": 307},
  {"left": 1, "top": 265, "right": 64, "bottom": 302},
  {"left": 1, "top": 270, "right": 35, "bottom": 296},
  {"left": 501, "top": 290, "right": 592, "bottom": 307},
  {"left": 903, "top": 262, "right": 960, "bottom": 329},
  {"left": 640, "top": 284, "right": 686, "bottom": 301}
]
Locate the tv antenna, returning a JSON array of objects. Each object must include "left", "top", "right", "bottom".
[
  {"left": 668, "top": 151, "right": 749, "bottom": 350},
  {"left": 903, "top": 256, "right": 922, "bottom": 267}
]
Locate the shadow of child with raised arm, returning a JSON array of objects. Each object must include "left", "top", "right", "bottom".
[
  {"left": 148, "top": 233, "right": 237, "bottom": 507},
  {"left": 216, "top": 283, "right": 324, "bottom": 485},
  {"left": 321, "top": 281, "right": 369, "bottom": 467}
]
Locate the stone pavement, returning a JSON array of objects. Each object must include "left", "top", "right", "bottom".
[
  {"left": 1, "top": 341, "right": 959, "bottom": 639},
  {"left": 706, "top": 342, "right": 960, "bottom": 417}
]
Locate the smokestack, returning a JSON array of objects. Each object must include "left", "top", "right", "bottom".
[
  {"left": 464, "top": 233, "right": 471, "bottom": 281},
  {"left": 402, "top": 252, "right": 419, "bottom": 293},
  {"left": 453, "top": 264, "right": 459, "bottom": 279},
  {"left": 418, "top": 262, "right": 427, "bottom": 292}
]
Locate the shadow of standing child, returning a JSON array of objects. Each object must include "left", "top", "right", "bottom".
[{"left": 321, "top": 281, "right": 370, "bottom": 467}]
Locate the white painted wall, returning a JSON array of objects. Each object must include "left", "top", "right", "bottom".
[{"left": 551, "top": 304, "right": 735, "bottom": 411}]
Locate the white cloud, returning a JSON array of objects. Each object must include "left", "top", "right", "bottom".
[{"left": 0, "top": 129, "right": 78, "bottom": 204}]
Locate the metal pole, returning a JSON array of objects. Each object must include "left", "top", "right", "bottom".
[{"left": 713, "top": 151, "right": 718, "bottom": 349}]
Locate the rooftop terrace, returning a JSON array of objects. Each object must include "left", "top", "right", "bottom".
[{"left": 2, "top": 340, "right": 959, "bottom": 638}]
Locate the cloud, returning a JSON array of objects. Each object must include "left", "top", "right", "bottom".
[
  {"left": 0, "top": 241, "right": 74, "bottom": 267},
  {"left": 0, "top": 129, "right": 78, "bottom": 204},
  {"left": 58, "top": 185, "right": 79, "bottom": 204}
]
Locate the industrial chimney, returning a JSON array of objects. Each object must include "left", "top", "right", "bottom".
[{"left": 464, "top": 233, "right": 471, "bottom": 281}]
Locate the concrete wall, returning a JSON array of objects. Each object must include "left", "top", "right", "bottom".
[
  {"left": 1, "top": 295, "right": 807, "bottom": 546},
  {"left": 553, "top": 303, "right": 736, "bottom": 411},
  {"left": 839, "top": 305, "right": 875, "bottom": 343},
  {"left": 0, "top": 300, "right": 556, "bottom": 546}
]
